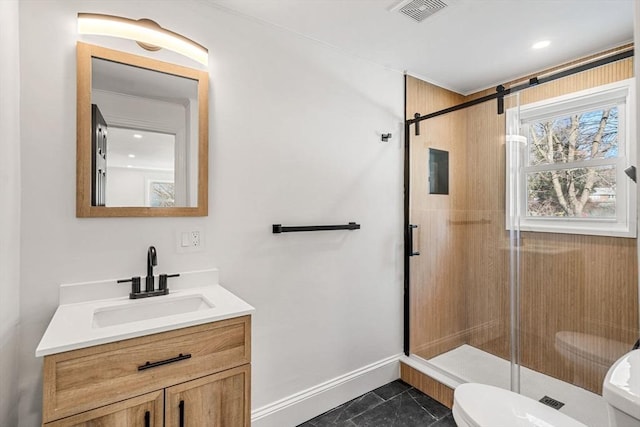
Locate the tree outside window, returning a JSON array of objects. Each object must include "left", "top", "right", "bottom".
[{"left": 525, "top": 106, "right": 618, "bottom": 218}]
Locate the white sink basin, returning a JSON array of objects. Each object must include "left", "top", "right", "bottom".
[{"left": 92, "top": 294, "right": 214, "bottom": 328}]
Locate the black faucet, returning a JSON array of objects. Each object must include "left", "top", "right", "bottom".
[
  {"left": 145, "top": 246, "right": 157, "bottom": 292},
  {"left": 117, "top": 246, "right": 179, "bottom": 299}
]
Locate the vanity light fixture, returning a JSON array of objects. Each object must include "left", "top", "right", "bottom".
[{"left": 77, "top": 13, "right": 208, "bottom": 66}]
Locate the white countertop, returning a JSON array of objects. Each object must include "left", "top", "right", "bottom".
[{"left": 36, "top": 270, "right": 254, "bottom": 357}]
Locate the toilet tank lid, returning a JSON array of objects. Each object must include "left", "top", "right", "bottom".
[
  {"left": 555, "top": 331, "right": 629, "bottom": 366},
  {"left": 603, "top": 349, "right": 640, "bottom": 420}
]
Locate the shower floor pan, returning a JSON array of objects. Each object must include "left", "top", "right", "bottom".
[{"left": 414, "top": 344, "right": 609, "bottom": 427}]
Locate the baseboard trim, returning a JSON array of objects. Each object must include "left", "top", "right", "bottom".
[{"left": 251, "top": 354, "right": 403, "bottom": 427}]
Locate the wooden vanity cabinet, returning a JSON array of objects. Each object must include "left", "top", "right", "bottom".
[{"left": 42, "top": 316, "right": 251, "bottom": 427}]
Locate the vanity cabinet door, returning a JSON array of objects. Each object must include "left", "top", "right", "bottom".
[
  {"left": 165, "top": 364, "right": 250, "bottom": 427},
  {"left": 43, "top": 390, "right": 163, "bottom": 427}
]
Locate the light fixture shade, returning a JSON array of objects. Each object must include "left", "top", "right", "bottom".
[{"left": 77, "top": 13, "right": 208, "bottom": 66}]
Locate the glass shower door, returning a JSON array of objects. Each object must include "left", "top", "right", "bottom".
[
  {"left": 407, "top": 83, "right": 522, "bottom": 392},
  {"left": 513, "top": 81, "right": 639, "bottom": 426}
]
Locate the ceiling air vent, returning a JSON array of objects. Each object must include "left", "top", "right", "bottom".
[{"left": 394, "top": 0, "right": 449, "bottom": 22}]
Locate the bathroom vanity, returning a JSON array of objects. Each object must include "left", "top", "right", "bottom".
[{"left": 36, "top": 270, "right": 254, "bottom": 426}]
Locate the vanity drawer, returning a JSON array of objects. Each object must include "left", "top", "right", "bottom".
[{"left": 42, "top": 315, "right": 250, "bottom": 423}]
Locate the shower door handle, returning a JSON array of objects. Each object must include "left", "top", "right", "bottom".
[{"left": 409, "top": 224, "right": 420, "bottom": 256}]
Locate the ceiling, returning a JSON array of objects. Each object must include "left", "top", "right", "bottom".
[
  {"left": 207, "top": 0, "right": 634, "bottom": 95},
  {"left": 108, "top": 128, "right": 175, "bottom": 170}
]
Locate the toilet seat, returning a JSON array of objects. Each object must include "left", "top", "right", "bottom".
[{"left": 453, "top": 383, "right": 587, "bottom": 427}]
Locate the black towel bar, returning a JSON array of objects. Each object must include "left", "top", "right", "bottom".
[{"left": 272, "top": 222, "right": 361, "bottom": 233}]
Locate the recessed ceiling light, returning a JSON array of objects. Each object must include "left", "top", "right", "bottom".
[
  {"left": 532, "top": 40, "right": 551, "bottom": 50},
  {"left": 128, "top": 154, "right": 136, "bottom": 158},
  {"left": 127, "top": 165, "right": 133, "bottom": 168},
  {"left": 133, "top": 134, "right": 143, "bottom": 139}
]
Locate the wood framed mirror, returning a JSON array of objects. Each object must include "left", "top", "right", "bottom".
[{"left": 76, "top": 42, "right": 208, "bottom": 217}]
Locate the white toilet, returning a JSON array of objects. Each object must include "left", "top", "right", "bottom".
[
  {"left": 603, "top": 349, "right": 640, "bottom": 427},
  {"left": 555, "top": 331, "right": 629, "bottom": 389},
  {"left": 452, "top": 349, "right": 640, "bottom": 427}
]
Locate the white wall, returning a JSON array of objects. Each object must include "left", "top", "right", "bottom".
[
  {"left": 107, "top": 167, "right": 174, "bottom": 207},
  {"left": 17, "top": 1, "right": 404, "bottom": 425},
  {"left": 0, "top": 0, "right": 22, "bottom": 425}
]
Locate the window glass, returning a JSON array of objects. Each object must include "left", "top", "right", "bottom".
[
  {"left": 526, "top": 107, "right": 618, "bottom": 166},
  {"left": 526, "top": 166, "right": 616, "bottom": 218}
]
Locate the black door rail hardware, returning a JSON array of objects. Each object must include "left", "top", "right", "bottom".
[
  {"left": 406, "top": 48, "right": 634, "bottom": 133},
  {"left": 272, "top": 222, "right": 361, "bottom": 233},
  {"left": 138, "top": 353, "right": 192, "bottom": 371}
]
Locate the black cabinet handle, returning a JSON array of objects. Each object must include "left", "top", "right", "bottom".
[
  {"left": 137, "top": 353, "right": 191, "bottom": 371},
  {"left": 409, "top": 224, "right": 420, "bottom": 256},
  {"left": 144, "top": 410, "right": 150, "bottom": 427},
  {"left": 179, "top": 400, "right": 185, "bottom": 427}
]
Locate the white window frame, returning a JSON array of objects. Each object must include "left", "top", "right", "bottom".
[{"left": 506, "top": 78, "right": 636, "bottom": 238}]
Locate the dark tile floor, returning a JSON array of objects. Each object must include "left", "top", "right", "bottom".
[{"left": 297, "top": 380, "right": 457, "bottom": 427}]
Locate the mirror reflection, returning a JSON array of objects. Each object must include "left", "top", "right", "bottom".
[
  {"left": 106, "top": 128, "right": 176, "bottom": 207},
  {"left": 91, "top": 57, "right": 198, "bottom": 208}
]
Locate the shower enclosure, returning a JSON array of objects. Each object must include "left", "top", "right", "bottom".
[{"left": 404, "top": 50, "right": 639, "bottom": 426}]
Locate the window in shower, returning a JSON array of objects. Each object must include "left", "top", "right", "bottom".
[{"left": 506, "top": 78, "right": 636, "bottom": 237}]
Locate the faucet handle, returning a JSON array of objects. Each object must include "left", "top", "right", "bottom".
[
  {"left": 145, "top": 276, "right": 155, "bottom": 293},
  {"left": 159, "top": 273, "right": 180, "bottom": 292},
  {"left": 117, "top": 276, "right": 141, "bottom": 294}
]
